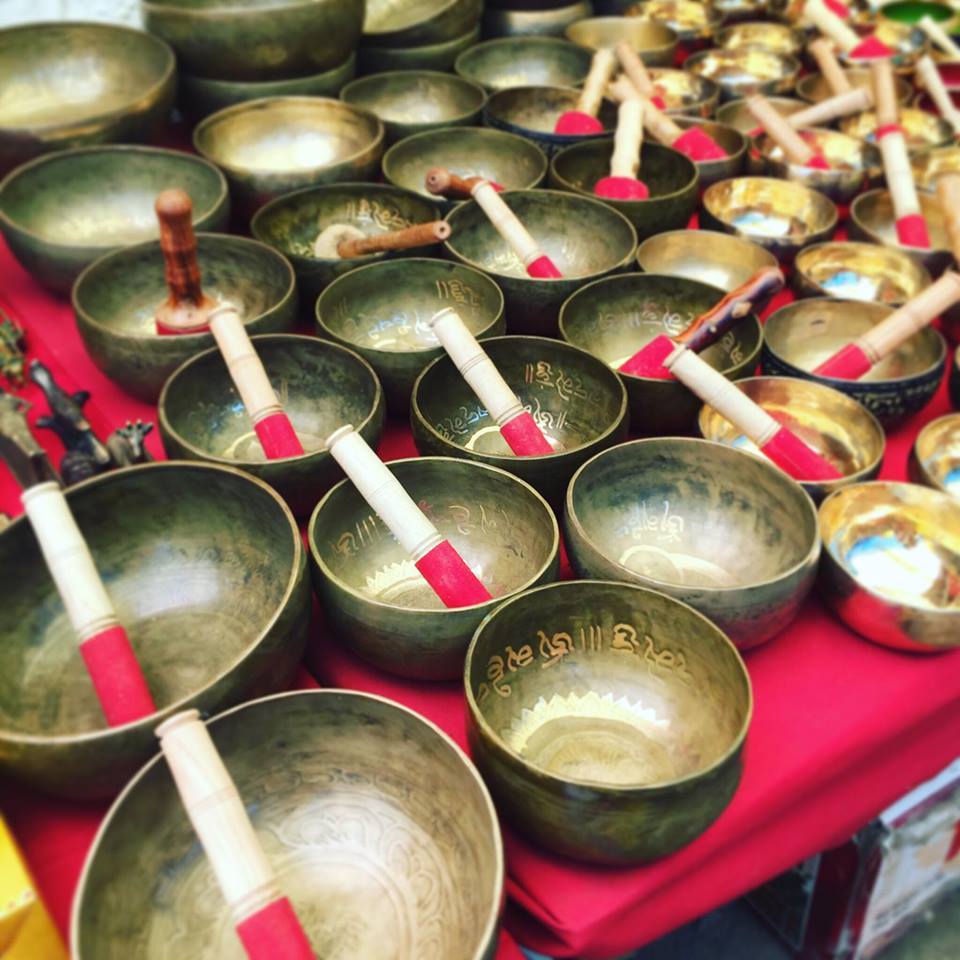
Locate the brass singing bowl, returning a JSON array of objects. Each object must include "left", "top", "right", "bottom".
[
  {"left": 912, "top": 145, "right": 960, "bottom": 191},
  {"left": 0, "top": 22, "right": 175, "bottom": 176},
  {"left": 143, "top": 0, "right": 363, "bottom": 81},
  {"left": 483, "top": 1, "right": 594, "bottom": 40},
  {"left": 715, "top": 22, "right": 802, "bottom": 55},
  {"left": 73, "top": 233, "right": 297, "bottom": 403},
  {"left": 626, "top": 0, "right": 723, "bottom": 44},
  {"left": 315, "top": 258, "right": 505, "bottom": 412},
  {"left": 685, "top": 48, "right": 800, "bottom": 102},
  {"left": 565, "top": 17, "right": 678, "bottom": 66},
  {"left": 698, "top": 376, "right": 885, "bottom": 502},
  {"left": 839, "top": 109, "right": 954, "bottom": 153},
  {"left": 358, "top": 25, "right": 481, "bottom": 75},
  {"left": 910, "top": 413, "right": 960, "bottom": 499},
  {"left": 647, "top": 69, "right": 722, "bottom": 117},
  {"left": 761, "top": 297, "right": 947, "bottom": 426},
  {"left": 363, "top": 0, "right": 482, "bottom": 48},
  {"left": 193, "top": 97, "right": 385, "bottom": 216},
  {"left": 0, "top": 462, "right": 309, "bottom": 800},
  {"left": 818, "top": 482, "right": 960, "bottom": 652},
  {"left": 464, "top": 579, "right": 751, "bottom": 864},
  {"left": 454, "top": 36, "right": 593, "bottom": 92},
  {"left": 796, "top": 68, "right": 911, "bottom": 105},
  {"left": 73, "top": 691, "right": 503, "bottom": 958},
  {"left": 715, "top": 96, "right": 805, "bottom": 133},
  {"left": 711, "top": 0, "right": 767, "bottom": 22},
  {"left": 411, "top": 335, "right": 629, "bottom": 507},
  {"left": 558, "top": 273, "right": 763, "bottom": 436},
  {"left": 838, "top": 22, "right": 927, "bottom": 72},
  {"left": 159, "top": 335, "right": 385, "bottom": 516},
  {"left": 673, "top": 118, "right": 748, "bottom": 188},
  {"left": 565, "top": 438, "right": 820, "bottom": 648},
  {"left": 308, "top": 457, "right": 559, "bottom": 678}
]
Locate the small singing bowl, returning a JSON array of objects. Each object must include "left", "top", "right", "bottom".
[
  {"left": 73, "top": 233, "right": 297, "bottom": 403},
  {"left": 363, "top": 0, "right": 482, "bottom": 48},
  {"left": 715, "top": 22, "right": 803, "bottom": 55},
  {"left": 411, "top": 335, "right": 629, "bottom": 507},
  {"left": 565, "top": 438, "right": 820, "bottom": 649},
  {"left": 0, "top": 462, "right": 309, "bottom": 799},
  {"left": 483, "top": 0, "right": 594, "bottom": 40},
  {"left": 647, "top": 69, "right": 722, "bottom": 117},
  {"left": 565, "top": 17, "right": 679, "bottom": 66},
  {"left": 559, "top": 273, "right": 763, "bottom": 436},
  {"left": 340, "top": 71, "right": 487, "bottom": 144},
  {"left": 464, "top": 579, "right": 751, "bottom": 864},
  {"left": 315, "top": 258, "right": 505, "bottom": 412},
  {"left": 73, "top": 691, "right": 503, "bottom": 958},
  {"left": 698, "top": 376, "right": 885, "bottom": 502},
  {"left": 685, "top": 48, "right": 801, "bottom": 103},
  {"left": 715, "top": 96, "right": 805, "bottom": 133},
  {"left": 796, "top": 68, "right": 911, "bottom": 105},
  {"left": 672, "top": 118, "right": 748, "bottom": 189},
  {"left": 626, "top": 0, "right": 723, "bottom": 44},
  {"left": 702, "top": 176, "right": 837, "bottom": 261},
  {"left": 818, "top": 482, "right": 960, "bottom": 652},
  {"left": 839, "top": 109, "right": 954, "bottom": 154},
  {"left": 0, "top": 22, "right": 175, "bottom": 176},
  {"left": 910, "top": 413, "right": 960, "bottom": 498},
  {"left": 455, "top": 36, "right": 593, "bottom": 92},
  {"left": 193, "top": 97, "right": 385, "bottom": 216},
  {"left": 159, "top": 335, "right": 385, "bottom": 516},
  {"left": 444, "top": 188, "right": 637, "bottom": 336},
  {"left": 358, "top": 25, "right": 481, "bottom": 74},
  {"left": 912, "top": 145, "right": 960, "bottom": 191},
  {"left": 761, "top": 297, "right": 948, "bottom": 426},
  {"left": 838, "top": 22, "right": 927, "bottom": 72},
  {"left": 549, "top": 140, "right": 699, "bottom": 241},
  {"left": 308, "top": 457, "right": 559, "bottom": 678}
]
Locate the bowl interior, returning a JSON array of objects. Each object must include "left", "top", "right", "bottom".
[
  {"left": 758, "top": 128, "right": 876, "bottom": 173},
  {"left": 485, "top": 86, "right": 616, "bottom": 134},
  {"left": 686, "top": 48, "right": 797, "bottom": 86},
  {"left": 704, "top": 177, "right": 835, "bottom": 241},
  {"left": 456, "top": 37, "right": 592, "bottom": 91},
  {"left": 715, "top": 96, "right": 804, "bottom": 132},
  {"left": 341, "top": 71, "right": 484, "bottom": 125},
  {"left": 628, "top": 1, "right": 721, "bottom": 38},
  {"left": 797, "top": 68, "right": 910, "bottom": 104},
  {"left": 852, "top": 189, "right": 948, "bottom": 251},
  {"left": 648, "top": 68, "right": 718, "bottom": 109},
  {"left": 839, "top": 108, "right": 953, "bottom": 150},
  {"left": 566, "top": 17, "right": 676, "bottom": 53},
  {"left": 365, "top": 0, "right": 456, "bottom": 33},
  {"left": 716, "top": 22, "right": 800, "bottom": 53},
  {"left": 916, "top": 415, "right": 960, "bottom": 496}
]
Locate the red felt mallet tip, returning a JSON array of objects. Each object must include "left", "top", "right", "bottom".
[
  {"left": 824, "top": 0, "right": 850, "bottom": 15},
  {"left": 554, "top": 112, "right": 605, "bottom": 135},
  {"left": 763, "top": 426, "right": 844, "bottom": 481},
  {"left": 555, "top": 47, "right": 615, "bottom": 135},
  {"left": 526, "top": 255, "right": 564, "bottom": 279},
  {"left": 813, "top": 342, "right": 873, "bottom": 379},
  {"left": 849, "top": 35, "right": 894, "bottom": 59},
  {"left": 595, "top": 98, "right": 650, "bottom": 200},
  {"left": 672, "top": 126, "right": 729, "bottom": 161},
  {"left": 896, "top": 213, "right": 932, "bottom": 248},
  {"left": 595, "top": 175, "right": 650, "bottom": 200}
]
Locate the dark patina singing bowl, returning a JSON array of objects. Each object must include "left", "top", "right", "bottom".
[
  {"left": 558, "top": 273, "right": 763, "bottom": 436},
  {"left": 840, "top": 108, "right": 954, "bottom": 153},
  {"left": 465, "top": 579, "right": 751, "bottom": 864},
  {"left": 483, "top": 1, "right": 594, "bottom": 40},
  {"left": 818, "top": 482, "right": 960, "bottom": 652},
  {"left": 565, "top": 438, "right": 820, "bottom": 648},
  {"left": 565, "top": 17, "right": 678, "bottom": 66},
  {"left": 410, "top": 335, "right": 629, "bottom": 507},
  {"left": 549, "top": 140, "right": 699, "bottom": 240},
  {"left": 685, "top": 47, "right": 800, "bottom": 102},
  {"left": 73, "top": 233, "right": 297, "bottom": 403},
  {"left": 627, "top": 0, "right": 723, "bottom": 44},
  {"left": 358, "top": 25, "right": 481, "bottom": 75},
  {"left": 73, "top": 691, "right": 503, "bottom": 959},
  {"left": 796, "top": 68, "right": 911, "bottom": 104},
  {"left": 0, "top": 463, "right": 309, "bottom": 800},
  {"left": 697, "top": 376, "right": 885, "bottom": 502},
  {"left": 308, "top": 457, "right": 559, "bottom": 679},
  {"left": 363, "top": 0, "right": 482, "bottom": 48},
  {"left": 910, "top": 413, "right": 960, "bottom": 499},
  {"left": 761, "top": 298, "right": 947, "bottom": 426},
  {"left": 315, "top": 258, "right": 505, "bottom": 412},
  {"left": 0, "top": 146, "right": 229, "bottom": 295},
  {"left": 159, "top": 335, "right": 385, "bottom": 516},
  {"left": 444, "top": 189, "right": 637, "bottom": 336},
  {"left": 672, "top": 118, "right": 748, "bottom": 189},
  {"left": 0, "top": 22, "right": 175, "bottom": 176},
  {"left": 455, "top": 36, "right": 593, "bottom": 92}
]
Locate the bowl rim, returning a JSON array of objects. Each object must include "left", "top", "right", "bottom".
[
  {"left": 684, "top": 45, "right": 802, "bottom": 85},
  {"left": 307, "top": 455, "right": 560, "bottom": 616},
  {"left": 142, "top": 0, "right": 342, "bottom": 14},
  {"left": 628, "top": 0, "right": 724, "bottom": 34},
  {"left": 339, "top": 69, "right": 488, "bottom": 126},
  {"left": 363, "top": 0, "right": 466, "bottom": 41},
  {"left": 635, "top": 228, "right": 779, "bottom": 274},
  {"left": 364, "top": 22, "right": 482, "bottom": 61},
  {"left": 463, "top": 578, "right": 754, "bottom": 794},
  {"left": 912, "top": 411, "right": 960, "bottom": 494},
  {"left": 850, "top": 186, "right": 951, "bottom": 255},
  {"left": 838, "top": 107, "right": 954, "bottom": 147},
  {"left": 180, "top": 50, "right": 357, "bottom": 93},
  {"left": 795, "top": 68, "right": 911, "bottom": 103},
  {"left": 756, "top": 125, "right": 878, "bottom": 176},
  {"left": 714, "top": 20, "right": 803, "bottom": 53},
  {"left": 0, "top": 461, "right": 304, "bottom": 746},
  {"left": 70, "top": 687, "right": 506, "bottom": 960},
  {"left": 564, "top": 15, "right": 679, "bottom": 56},
  {"left": 454, "top": 34, "right": 592, "bottom": 89}
]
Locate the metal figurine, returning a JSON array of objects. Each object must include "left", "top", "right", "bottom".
[
  {"left": 107, "top": 421, "right": 155, "bottom": 468},
  {"left": 0, "top": 307, "right": 27, "bottom": 386},
  {"left": 0, "top": 390, "right": 60, "bottom": 488}
]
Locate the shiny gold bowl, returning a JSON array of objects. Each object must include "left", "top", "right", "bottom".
[
  {"left": 818, "top": 482, "right": 960, "bottom": 652},
  {"left": 685, "top": 47, "right": 801, "bottom": 102},
  {"left": 909, "top": 413, "right": 960, "bottom": 499},
  {"left": 839, "top": 108, "right": 954, "bottom": 153},
  {"left": 465, "top": 579, "right": 751, "bottom": 864},
  {"left": 647, "top": 68, "right": 722, "bottom": 117},
  {"left": 362, "top": 0, "right": 482, "bottom": 48},
  {"left": 358, "top": 24, "right": 481, "bottom": 74},
  {"left": 455, "top": 36, "right": 593, "bottom": 92},
  {"left": 565, "top": 17, "right": 678, "bottom": 66},
  {"left": 912, "top": 145, "right": 960, "bottom": 191},
  {"left": 626, "top": 0, "right": 723, "bottom": 44},
  {"left": 796, "top": 67, "right": 911, "bottom": 105},
  {"left": 715, "top": 96, "right": 805, "bottom": 133},
  {"left": 712, "top": 0, "right": 767, "bottom": 21},
  {"left": 715, "top": 22, "right": 802, "bottom": 55}
]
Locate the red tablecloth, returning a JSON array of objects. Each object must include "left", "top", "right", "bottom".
[{"left": 2, "top": 230, "right": 959, "bottom": 960}]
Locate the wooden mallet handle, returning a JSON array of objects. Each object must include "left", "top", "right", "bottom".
[
  {"left": 577, "top": 47, "right": 617, "bottom": 117},
  {"left": 425, "top": 168, "right": 484, "bottom": 200},
  {"left": 616, "top": 40, "right": 656, "bottom": 98},
  {"left": 919, "top": 15, "right": 960, "bottom": 57},
  {"left": 609, "top": 98, "right": 645, "bottom": 178},
  {"left": 747, "top": 95, "right": 817, "bottom": 165},
  {"left": 917, "top": 55, "right": 960, "bottom": 135},
  {"left": 337, "top": 220, "right": 450, "bottom": 258},
  {"left": 788, "top": 86, "right": 871, "bottom": 127},
  {"left": 872, "top": 58, "right": 899, "bottom": 128},
  {"left": 807, "top": 38, "right": 852, "bottom": 94},
  {"left": 937, "top": 174, "right": 960, "bottom": 262},
  {"left": 804, "top": 0, "right": 860, "bottom": 53}
]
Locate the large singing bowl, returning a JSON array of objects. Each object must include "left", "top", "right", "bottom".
[
  {"left": 465, "top": 579, "right": 752, "bottom": 863},
  {"left": 0, "top": 463, "right": 310, "bottom": 800},
  {"left": 565, "top": 438, "right": 820, "bottom": 649},
  {"left": 73, "top": 690, "right": 503, "bottom": 959}
]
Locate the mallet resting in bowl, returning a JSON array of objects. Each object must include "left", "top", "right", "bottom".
[
  {"left": 747, "top": 95, "right": 831, "bottom": 170},
  {"left": 594, "top": 98, "right": 650, "bottom": 200},
  {"left": 554, "top": 47, "right": 615, "bottom": 135},
  {"left": 312, "top": 219, "right": 451, "bottom": 259},
  {"left": 804, "top": 0, "right": 894, "bottom": 60}
]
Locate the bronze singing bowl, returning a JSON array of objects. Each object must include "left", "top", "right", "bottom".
[
  {"left": 73, "top": 690, "right": 503, "bottom": 959},
  {"left": 761, "top": 297, "right": 947, "bottom": 426},
  {"left": 159, "top": 335, "right": 385, "bottom": 516},
  {"left": 839, "top": 109, "right": 954, "bottom": 154},
  {"left": 565, "top": 438, "right": 820, "bottom": 649},
  {"left": 410, "top": 335, "right": 629, "bottom": 507},
  {"left": 363, "top": 0, "right": 482, "bottom": 48},
  {"left": 796, "top": 68, "right": 911, "bottom": 105},
  {"left": 315, "top": 258, "right": 505, "bottom": 413},
  {"left": 715, "top": 96, "right": 805, "bottom": 133},
  {"left": 193, "top": 97, "right": 385, "bottom": 216},
  {"left": 626, "top": 0, "right": 723, "bottom": 44},
  {"left": 549, "top": 140, "right": 699, "bottom": 241},
  {"left": 698, "top": 376, "right": 885, "bottom": 502},
  {"left": 142, "top": 0, "right": 363, "bottom": 81},
  {"left": 454, "top": 36, "right": 593, "bottom": 92},
  {"left": 0, "top": 146, "right": 229, "bottom": 296},
  {"left": 912, "top": 146, "right": 960, "bottom": 191},
  {"left": 672, "top": 118, "right": 748, "bottom": 188},
  {"left": 464, "top": 579, "right": 751, "bottom": 864},
  {"left": 684, "top": 48, "right": 801, "bottom": 103},
  {"left": 910, "top": 413, "right": 960, "bottom": 499},
  {"left": 73, "top": 233, "right": 297, "bottom": 403},
  {"left": 308, "top": 457, "right": 559, "bottom": 679},
  {"left": 358, "top": 25, "right": 482, "bottom": 75},
  {"left": 0, "top": 462, "right": 309, "bottom": 800},
  {"left": 647, "top": 69, "right": 722, "bottom": 117},
  {"left": 0, "top": 22, "right": 175, "bottom": 176},
  {"left": 565, "top": 17, "right": 679, "bottom": 66},
  {"left": 483, "top": 1, "right": 594, "bottom": 40},
  {"left": 818, "top": 482, "right": 960, "bottom": 652},
  {"left": 558, "top": 273, "right": 763, "bottom": 436},
  {"left": 444, "top": 188, "right": 637, "bottom": 336},
  {"left": 838, "top": 22, "right": 927, "bottom": 72},
  {"left": 715, "top": 22, "right": 803, "bottom": 55}
]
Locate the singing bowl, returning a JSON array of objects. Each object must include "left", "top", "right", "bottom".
[
  {"left": 646, "top": 69, "right": 721, "bottom": 117},
  {"left": 910, "top": 413, "right": 960, "bottom": 498},
  {"left": 193, "top": 97, "right": 385, "bottom": 215},
  {"left": 558, "top": 273, "right": 763, "bottom": 436},
  {"left": 626, "top": 0, "right": 723, "bottom": 44},
  {"left": 839, "top": 109, "right": 954, "bottom": 153},
  {"left": 411, "top": 335, "right": 629, "bottom": 507},
  {"left": 0, "top": 462, "right": 309, "bottom": 799},
  {"left": 158, "top": 335, "right": 385, "bottom": 516},
  {"left": 565, "top": 17, "right": 679, "bottom": 66},
  {"left": 697, "top": 376, "right": 885, "bottom": 502},
  {"left": 565, "top": 438, "right": 819, "bottom": 648},
  {"left": 454, "top": 36, "right": 593, "bottom": 92},
  {"left": 672, "top": 118, "right": 748, "bottom": 189},
  {"left": 715, "top": 96, "right": 805, "bottom": 133},
  {"left": 796, "top": 68, "right": 911, "bottom": 105},
  {"left": 0, "top": 22, "right": 175, "bottom": 176},
  {"left": 912, "top": 146, "right": 960, "bottom": 191},
  {"left": 315, "top": 258, "right": 505, "bottom": 412},
  {"left": 482, "top": 1, "right": 594, "bottom": 39},
  {"left": 73, "top": 233, "right": 297, "bottom": 403},
  {"left": 712, "top": 0, "right": 766, "bottom": 21},
  {"left": 358, "top": 25, "right": 481, "bottom": 75},
  {"left": 838, "top": 22, "right": 927, "bottom": 72},
  {"left": 549, "top": 140, "right": 699, "bottom": 241},
  {"left": 72, "top": 691, "right": 503, "bottom": 959},
  {"left": 684, "top": 48, "right": 800, "bottom": 102},
  {"left": 363, "top": 0, "right": 482, "bottom": 48},
  {"left": 818, "top": 482, "right": 960, "bottom": 652},
  {"left": 142, "top": 0, "right": 363, "bottom": 81},
  {"left": 761, "top": 298, "right": 947, "bottom": 426},
  {"left": 308, "top": 457, "right": 559, "bottom": 678},
  {"left": 715, "top": 22, "right": 802, "bottom": 55},
  {"left": 464, "top": 579, "right": 751, "bottom": 864}
]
